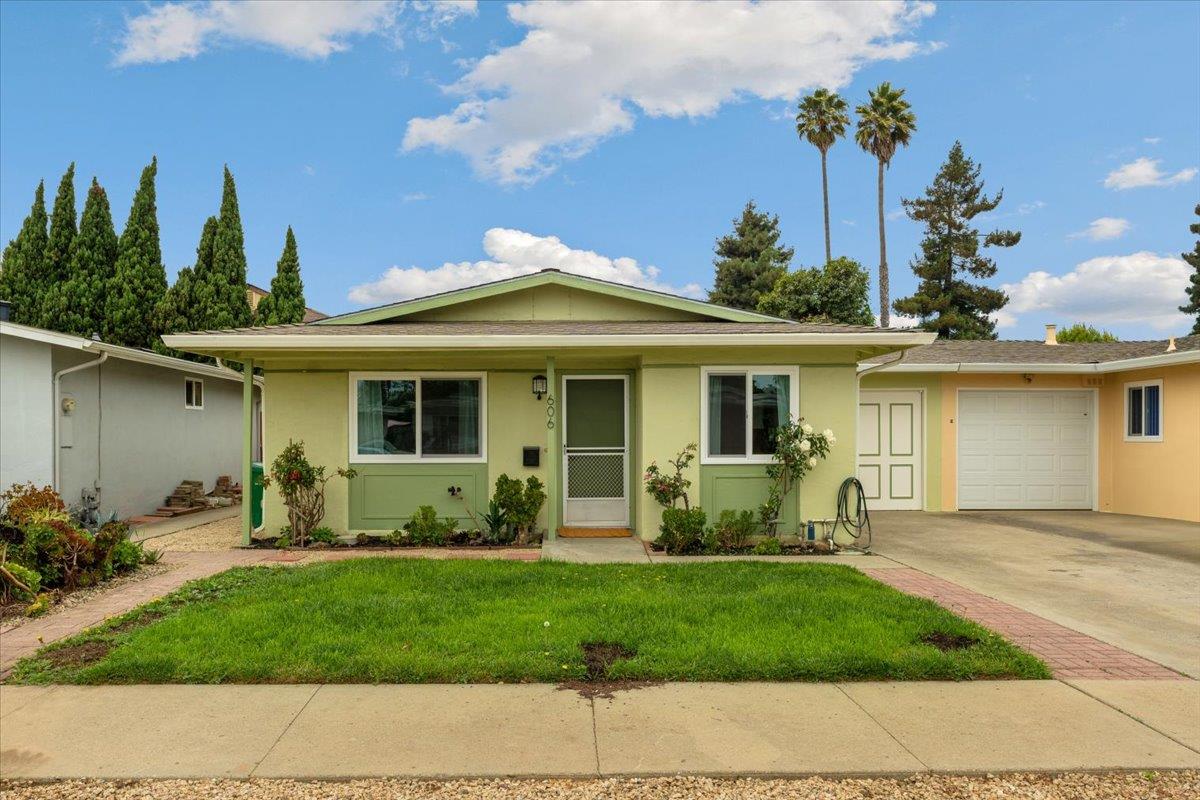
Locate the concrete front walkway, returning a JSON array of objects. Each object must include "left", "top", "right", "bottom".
[{"left": 1, "top": 679, "right": 1197, "bottom": 779}]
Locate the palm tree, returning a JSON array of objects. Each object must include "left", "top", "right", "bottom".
[
  {"left": 855, "top": 82, "right": 916, "bottom": 328},
  {"left": 796, "top": 89, "right": 850, "bottom": 265}
]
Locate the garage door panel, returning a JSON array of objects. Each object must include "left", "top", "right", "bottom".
[{"left": 958, "top": 390, "right": 1094, "bottom": 510}]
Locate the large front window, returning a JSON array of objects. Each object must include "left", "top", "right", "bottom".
[
  {"left": 351, "top": 373, "right": 485, "bottom": 462},
  {"left": 701, "top": 367, "right": 798, "bottom": 463}
]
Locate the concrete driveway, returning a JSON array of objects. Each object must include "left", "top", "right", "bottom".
[{"left": 871, "top": 511, "right": 1200, "bottom": 678}]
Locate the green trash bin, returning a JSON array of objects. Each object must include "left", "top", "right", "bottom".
[{"left": 251, "top": 462, "right": 264, "bottom": 529}]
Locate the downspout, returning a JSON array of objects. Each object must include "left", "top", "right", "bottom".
[
  {"left": 857, "top": 347, "right": 907, "bottom": 382},
  {"left": 53, "top": 351, "right": 108, "bottom": 492}
]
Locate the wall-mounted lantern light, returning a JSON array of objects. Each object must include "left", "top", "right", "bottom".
[{"left": 532, "top": 374, "right": 548, "bottom": 400}]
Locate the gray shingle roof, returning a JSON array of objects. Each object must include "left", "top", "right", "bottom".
[
  {"left": 173, "top": 320, "right": 899, "bottom": 337},
  {"left": 864, "top": 335, "right": 1199, "bottom": 366}
]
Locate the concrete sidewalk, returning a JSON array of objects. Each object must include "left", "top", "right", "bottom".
[{"left": 2, "top": 679, "right": 1197, "bottom": 779}]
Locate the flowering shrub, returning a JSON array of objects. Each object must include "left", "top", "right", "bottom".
[
  {"left": 263, "top": 440, "right": 357, "bottom": 547},
  {"left": 1, "top": 483, "right": 66, "bottom": 526},
  {"left": 760, "top": 419, "right": 836, "bottom": 536},
  {"left": 643, "top": 443, "right": 697, "bottom": 509}
]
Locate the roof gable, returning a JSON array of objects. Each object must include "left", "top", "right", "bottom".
[{"left": 317, "top": 270, "right": 782, "bottom": 325}]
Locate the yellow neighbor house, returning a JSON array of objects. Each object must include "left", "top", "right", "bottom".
[{"left": 164, "top": 273, "right": 1199, "bottom": 543}]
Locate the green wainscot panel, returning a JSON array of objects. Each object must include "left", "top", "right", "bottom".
[
  {"left": 699, "top": 464, "right": 801, "bottom": 536},
  {"left": 349, "top": 463, "right": 488, "bottom": 530}
]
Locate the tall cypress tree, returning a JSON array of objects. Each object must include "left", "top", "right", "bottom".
[
  {"left": 204, "top": 166, "right": 253, "bottom": 330},
  {"left": 153, "top": 217, "right": 218, "bottom": 357},
  {"left": 893, "top": 142, "right": 1020, "bottom": 339},
  {"left": 40, "top": 164, "right": 77, "bottom": 329},
  {"left": 708, "top": 201, "right": 793, "bottom": 311},
  {"left": 106, "top": 157, "right": 168, "bottom": 348},
  {"left": 49, "top": 179, "right": 118, "bottom": 339},
  {"left": 0, "top": 181, "right": 49, "bottom": 325},
  {"left": 1180, "top": 204, "right": 1200, "bottom": 335},
  {"left": 254, "top": 226, "right": 306, "bottom": 325}
]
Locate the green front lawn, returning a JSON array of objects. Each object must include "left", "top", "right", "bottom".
[{"left": 11, "top": 559, "right": 1049, "bottom": 684}]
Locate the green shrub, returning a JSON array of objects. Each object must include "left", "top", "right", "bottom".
[
  {"left": 403, "top": 505, "right": 458, "bottom": 546},
  {"left": 1, "top": 483, "right": 66, "bottom": 526},
  {"left": 712, "top": 509, "right": 756, "bottom": 551},
  {"left": 492, "top": 475, "right": 546, "bottom": 544},
  {"left": 14, "top": 522, "right": 68, "bottom": 586},
  {"left": 2, "top": 561, "right": 41, "bottom": 602},
  {"left": 481, "top": 499, "right": 510, "bottom": 544},
  {"left": 655, "top": 507, "right": 708, "bottom": 555},
  {"left": 753, "top": 537, "right": 784, "bottom": 556},
  {"left": 110, "top": 538, "right": 144, "bottom": 574},
  {"left": 275, "top": 534, "right": 292, "bottom": 548},
  {"left": 309, "top": 526, "right": 339, "bottom": 545},
  {"left": 25, "top": 592, "right": 52, "bottom": 616}
]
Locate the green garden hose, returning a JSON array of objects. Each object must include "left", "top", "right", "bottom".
[{"left": 832, "top": 476, "right": 872, "bottom": 552}]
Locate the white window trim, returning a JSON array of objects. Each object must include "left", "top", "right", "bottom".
[
  {"left": 699, "top": 365, "right": 800, "bottom": 465},
  {"left": 1123, "top": 378, "right": 1163, "bottom": 442},
  {"left": 184, "top": 377, "right": 204, "bottom": 410},
  {"left": 348, "top": 372, "right": 488, "bottom": 464}
]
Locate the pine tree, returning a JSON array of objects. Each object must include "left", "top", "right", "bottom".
[
  {"left": 203, "top": 166, "right": 253, "bottom": 330},
  {"left": 708, "top": 201, "right": 793, "bottom": 311},
  {"left": 1180, "top": 204, "right": 1200, "bottom": 335},
  {"left": 254, "top": 226, "right": 306, "bottom": 325},
  {"left": 152, "top": 267, "right": 198, "bottom": 356},
  {"left": 48, "top": 179, "right": 118, "bottom": 339},
  {"left": 106, "top": 157, "right": 167, "bottom": 348},
  {"left": 756, "top": 257, "right": 875, "bottom": 325},
  {"left": 0, "top": 181, "right": 49, "bottom": 326},
  {"left": 893, "top": 142, "right": 1020, "bottom": 340},
  {"left": 40, "top": 164, "right": 77, "bottom": 328}
]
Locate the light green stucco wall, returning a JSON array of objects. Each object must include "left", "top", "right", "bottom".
[
  {"left": 262, "top": 370, "right": 350, "bottom": 536},
  {"left": 409, "top": 284, "right": 707, "bottom": 322},
  {"left": 636, "top": 365, "right": 700, "bottom": 539},
  {"left": 348, "top": 463, "right": 487, "bottom": 530},
  {"left": 487, "top": 371, "right": 550, "bottom": 532},
  {"left": 859, "top": 371, "right": 943, "bottom": 511},
  {"left": 797, "top": 365, "right": 859, "bottom": 520}
]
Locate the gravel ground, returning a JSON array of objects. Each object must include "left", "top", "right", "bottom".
[
  {"left": 2, "top": 773, "right": 1197, "bottom": 799},
  {"left": 137, "top": 514, "right": 241, "bottom": 551},
  {"left": 0, "top": 562, "right": 175, "bottom": 633}
]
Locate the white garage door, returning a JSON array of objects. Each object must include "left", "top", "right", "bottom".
[{"left": 957, "top": 390, "right": 1095, "bottom": 510}]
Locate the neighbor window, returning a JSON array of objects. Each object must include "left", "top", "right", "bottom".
[
  {"left": 351, "top": 373, "right": 485, "bottom": 462},
  {"left": 701, "top": 367, "right": 798, "bottom": 462},
  {"left": 1125, "top": 379, "right": 1162, "bottom": 441},
  {"left": 184, "top": 378, "right": 204, "bottom": 410}
]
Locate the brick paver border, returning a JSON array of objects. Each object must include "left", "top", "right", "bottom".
[{"left": 862, "top": 566, "right": 1184, "bottom": 680}]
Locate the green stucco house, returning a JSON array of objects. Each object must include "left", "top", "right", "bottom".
[{"left": 164, "top": 270, "right": 933, "bottom": 542}]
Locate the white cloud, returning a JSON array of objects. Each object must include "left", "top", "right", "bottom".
[
  {"left": 302, "top": 164, "right": 316, "bottom": 176},
  {"left": 403, "top": 1, "right": 937, "bottom": 184},
  {"left": 1143, "top": 136, "right": 1162, "bottom": 145},
  {"left": 877, "top": 312, "right": 920, "bottom": 329},
  {"left": 348, "top": 227, "right": 703, "bottom": 304},
  {"left": 402, "top": 192, "right": 429, "bottom": 202},
  {"left": 1104, "top": 157, "right": 1197, "bottom": 190},
  {"left": 115, "top": 0, "right": 476, "bottom": 65},
  {"left": 1068, "top": 217, "right": 1130, "bottom": 242},
  {"left": 999, "top": 251, "right": 1191, "bottom": 332}
]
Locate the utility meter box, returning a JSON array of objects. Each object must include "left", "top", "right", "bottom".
[{"left": 522, "top": 446, "right": 540, "bottom": 468}]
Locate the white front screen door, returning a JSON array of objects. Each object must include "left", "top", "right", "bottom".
[
  {"left": 957, "top": 390, "right": 1094, "bottom": 509},
  {"left": 858, "top": 390, "right": 923, "bottom": 510},
  {"left": 562, "top": 376, "right": 629, "bottom": 526}
]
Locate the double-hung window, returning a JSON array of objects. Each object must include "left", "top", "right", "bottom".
[
  {"left": 1124, "top": 379, "right": 1163, "bottom": 442},
  {"left": 351, "top": 373, "right": 486, "bottom": 462},
  {"left": 701, "top": 366, "right": 799, "bottom": 463},
  {"left": 184, "top": 378, "right": 204, "bottom": 410}
]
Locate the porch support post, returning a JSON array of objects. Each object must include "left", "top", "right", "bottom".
[
  {"left": 241, "top": 358, "right": 255, "bottom": 547},
  {"left": 545, "top": 355, "right": 558, "bottom": 541}
]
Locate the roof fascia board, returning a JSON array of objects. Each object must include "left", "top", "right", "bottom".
[
  {"left": 1, "top": 320, "right": 91, "bottom": 350},
  {"left": 859, "top": 350, "right": 1200, "bottom": 374},
  {"left": 164, "top": 331, "right": 938, "bottom": 352},
  {"left": 315, "top": 271, "right": 782, "bottom": 325}
]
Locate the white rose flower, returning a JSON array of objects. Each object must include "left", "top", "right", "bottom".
[
  {"left": 829, "top": 436, "right": 837, "bottom": 446},
  {"left": 799, "top": 439, "right": 811, "bottom": 453},
  {"left": 807, "top": 457, "right": 816, "bottom": 468},
  {"left": 823, "top": 428, "right": 834, "bottom": 438},
  {"left": 801, "top": 423, "right": 813, "bottom": 435}
]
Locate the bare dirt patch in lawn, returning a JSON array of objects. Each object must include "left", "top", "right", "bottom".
[
  {"left": 920, "top": 631, "right": 980, "bottom": 651},
  {"left": 561, "top": 641, "right": 661, "bottom": 699}
]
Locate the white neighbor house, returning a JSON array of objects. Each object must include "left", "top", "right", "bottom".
[{"left": 0, "top": 310, "right": 262, "bottom": 519}]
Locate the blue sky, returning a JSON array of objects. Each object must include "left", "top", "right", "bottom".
[{"left": 1, "top": 0, "right": 1197, "bottom": 338}]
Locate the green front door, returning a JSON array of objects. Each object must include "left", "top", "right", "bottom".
[{"left": 562, "top": 376, "right": 629, "bottom": 526}]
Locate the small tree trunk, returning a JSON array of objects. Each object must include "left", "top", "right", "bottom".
[
  {"left": 876, "top": 158, "right": 889, "bottom": 329},
  {"left": 821, "top": 149, "right": 832, "bottom": 265}
]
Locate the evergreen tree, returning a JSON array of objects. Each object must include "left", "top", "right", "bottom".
[
  {"left": 152, "top": 266, "right": 199, "bottom": 356},
  {"left": 893, "top": 142, "right": 1020, "bottom": 340},
  {"left": 1056, "top": 323, "right": 1118, "bottom": 343},
  {"left": 254, "top": 226, "right": 306, "bottom": 325},
  {"left": 756, "top": 257, "right": 875, "bottom": 326},
  {"left": 40, "top": 164, "right": 77, "bottom": 328},
  {"left": 855, "top": 82, "right": 916, "bottom": 328},
  {"left": 203, "top": 166, "right": 252, "bottom": 330},
  {"left": 0, "top": 181, "right": 48, "bottom": 325},
  {"left": 106, "top": 157, "right": 167, "bottom": 348},
  {"left": 708, "top": 201, "right": 793, "bottom": 311},
  {"left": 189, "top": 215, "right": 220, "bottom": 325},
  {"left": 1180, "top": 204, "right": 1200, "bottom": 335},
  {"left": 48, "top": 179, "right": 118, "bottom": 339}
]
